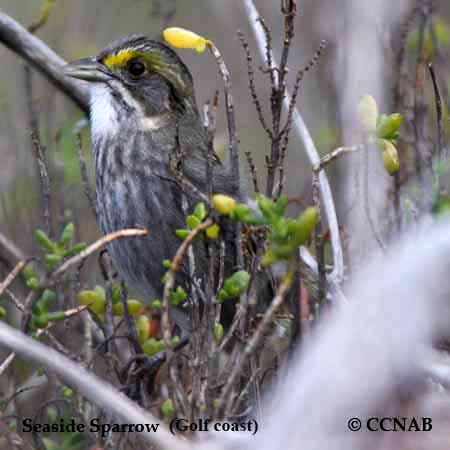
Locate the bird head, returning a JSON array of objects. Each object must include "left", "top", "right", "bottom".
[{"left": 64, "top": 34, "right": 196, "bottom": 118}]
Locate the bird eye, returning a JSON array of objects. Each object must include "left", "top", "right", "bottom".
[{"left": 128, "top": 60, "right": 146, "bottom": 78}]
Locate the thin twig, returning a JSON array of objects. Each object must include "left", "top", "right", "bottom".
[
  {"left": 31, "top": 131, "right": 52, "bottom": 237},
  {"left": 312, "top": 173, "right": 326, "bottom": 313},
  {"left": 237, "top": 30, "right": 272, "bottom": 139},
  {"left": 28, "top": 0, "right": 56, "bottom": 33},
  {"left": 313, "top": 145, "right": 363, "bottom": 174},
  {"left": 161, "top": 219, "right": 213, "bottom": 414},
  {"left": 242, "top": 0, "right": 344, "bottom": 285},
  {"left": 206, "top": 41, "right": 244, "bottom": 270},
  {"left": 428, "top": 63, "right": 443, "bottom": 163},
  {"left": 0, "top": 260, "right": 28, "bottom": 297},
  {"left": 0, "top": 321, "right": 192, "bottom": 450},
  {"left": 217, "top": 269, "right": 293, "bottom": 417},
  {"left": 245, "top": 150, "right": 260, "bottom": 193},
  {"left": 50, "top": 229, "right": 147, "bottom": 281},
  {"left": 76, "top": 132, "right": 96, "bottom": 216}
]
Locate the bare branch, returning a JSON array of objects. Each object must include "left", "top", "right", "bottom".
[
  {"left": 217, "top": 270, "right": 293, "bottom": 417},
  {"left": 0, "top": 11, "right": 89, "bottom": 111},
  {"left": 0, "top": 260, "right": 28, "bottom": 297},
  {"left": 76, "top": 132, "right": 96, "bottom": 216},
  {"left": 0, "top": 320, "right": 193, "bottom": 450},
  {"left": 50, "top": 228, "right": 147, "bottom": 281},
  {"left": 242, "top": 0, "right": 344, "bottom": 286},
  {"left": 31, "top": 131, "right": 52, "bottom": 237}
]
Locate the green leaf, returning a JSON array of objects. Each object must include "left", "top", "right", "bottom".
[
  {"left": 63, "top": 242, "right": 87, "bottom": 257},
  {"left": 274, "top": 195, "right": 289, "bottom": 216},
  {"left": 223, "top": 270, "right": 250, "bottom": 298},
  {"left": 161, "top": 398, "right": 175, "bottom": 419},
  {"left": 292, "top": 207, "right": 319, "bottom": 246},
  {"left": 151, "top": 299, "right": 162, "bottom": 310},
  {"left": 205, "top": 223, "right": 220, "bottom": 240},
  {"left": 170, "top": 286, "right": 187, "bottom": 305},
  {"left": 44, "top": 254, "right": 62, "bottom": 270},
  {"left": 175, "top": 229, "right": 190, "bottom": 240},
  {"left": 257, "top": 194, "right": 276, "bottom": 220},
  {"left": 376, "top": 113, "right": 402, "bottom": 140},
  {"left": 35, "top": 229, "right": 56, "bottom": 252},
  {"left": 39, "top": 289, "right": 57, "bottom": 311},
  {"left": 46, "top": 311, "right": 66, "bottom": 322},
  {"left": 137, "top": 315, "right": 150, "bottom": 345},
  {"left": 142, "top": 338, "right": 165, "bottom": 356},
  {"left": 194, "top": 202, "right": 207, "bottom": 221},
  {"left": 214, "top": 323, "right": 224, "bottom": 344},
  {"left": 60, "top": 222, "right": 74, "bottom": 246},
  {"left": 187, "top": 214, "right": 201, "bottom": 230},
  {"left": 26, "top": 277, "right": 41, "bottom": 291}
]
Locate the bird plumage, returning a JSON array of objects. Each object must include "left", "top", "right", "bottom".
[{"left": 65, "top": 35, "right": 239, "bottom": 330}]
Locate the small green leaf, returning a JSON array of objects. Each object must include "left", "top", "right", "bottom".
[
  {"left": 381, "top": 140, "right": 400, "bottom": 175},
  {"left": 39, "top": 289, "right": 57, "bottom": 311},
  {"left": 214, "top": 323, "right": 224, "bottom": 344},
  {"left": 292, "top": 207, "right": 319, "bottom": 246},
  {"left": 187, "top": 214, "right": 201, "bottom": 230},
  {"left": 217, "top": 288, "right": 230, "bottom": 303},
  {"left": 194, "top": 202, "right": 207, "bottom": 221},
  {"left": 63, "top": 242, "right": 87, "bottom": 257},
  {"left": 223, "top": 271, "right": 250, "bottom": 298},
  {"left": 151, "top": 299, "right": 162, "bottom": 310},
  {"left": 46, "top": 311, "right": 66, "bottom": 322},
  {"left": 44, "top": 254, "right": 62, "bottom": 270},
  {"left": 33, "top": 314, "right": 49, "bottom": 329},
  {"left": 26, "top": 277, "right": 41, "bottom": 291},
  {"left": 60, "top": 222, "right": 74, "bottom": 246},
  {"left": 35, "top": 229, "right": 55, "bottom": 252},
  {"left": 137, "top": 315, "right": 150, "bottom": 345},
  {"left": 205, "top": 223, "right": 220, "bottom": 240},
  {"left": 257, "top": 194, "right": 276, "bottom": 220},
  {"left": 170, "top": 286, "right": 187, "bottom": 305},
  {"left": 176, "top": 229, "right": 190, "bottom": 240},
  {"left": 357, "top": 94, "right": 378, "bottom": 132},
  {"left": 142, "top": 338, "right": 165, "bottom": 356},
  {"left": 376, "top": 113, "right": 402, "bottom": 140},
  {"left": 161, "top": 398, "right": 175, "bottom": 419},
  {"left": 62, "top": 386, "right": 74, "bottom": 398}
]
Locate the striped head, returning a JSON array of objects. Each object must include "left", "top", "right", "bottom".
[{"left": 64, "top": 35, "right": 197, "bottom": 142}]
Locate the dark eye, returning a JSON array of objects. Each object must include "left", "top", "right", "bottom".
[{"left": 128, "top": 60, "right": 146, "bottom": 78}]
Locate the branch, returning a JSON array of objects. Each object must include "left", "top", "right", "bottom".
[
  {"left": 217, "top": 270, "right": 293, "bottom": 417},
  {"left": 50, "top": 228, "right": 147, "bottom": 281},
  {"left": 0, "top": 321, "right": 192, "bottom": 450},
  {"left": 0, "top": 10, "right": 89, "bottom": 111},
  {"left": 0, "top": 260, "right": 28, "bottom": 297},
  {"left": 242, "top": 0, "right": 344, "bottom": 286}
]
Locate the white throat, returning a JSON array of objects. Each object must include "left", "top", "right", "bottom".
[
  {"left": 89, "top": 82, "right": 171, "bottom": 144},
  {"left": 90, "top": 84, "right": 119, "bottom": 144}
]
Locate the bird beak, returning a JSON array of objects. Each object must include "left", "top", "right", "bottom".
[{"left": 64, "top": 58, "right": 111, "bottom": 82}]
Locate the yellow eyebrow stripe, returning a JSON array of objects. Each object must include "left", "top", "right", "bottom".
[{"left": 103, "top": 49, "right": 140, "bottom": 68}]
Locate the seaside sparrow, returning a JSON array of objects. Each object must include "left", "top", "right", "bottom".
[{"left": 64, "top": 35, "right": 240, "bottom": 332}]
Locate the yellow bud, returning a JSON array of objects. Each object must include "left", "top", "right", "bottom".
[
  {"left": 357, "top": 95, "right": 378, "bottom": 133},
  {"left": 380, "top": 140, "right": 400, "bottom": 175},
  {"left": 163, "top": 27, "right": 208, "bottom": 53},
  {"left": 212, "top": 194, "right": 237, "bottom": 216}
]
